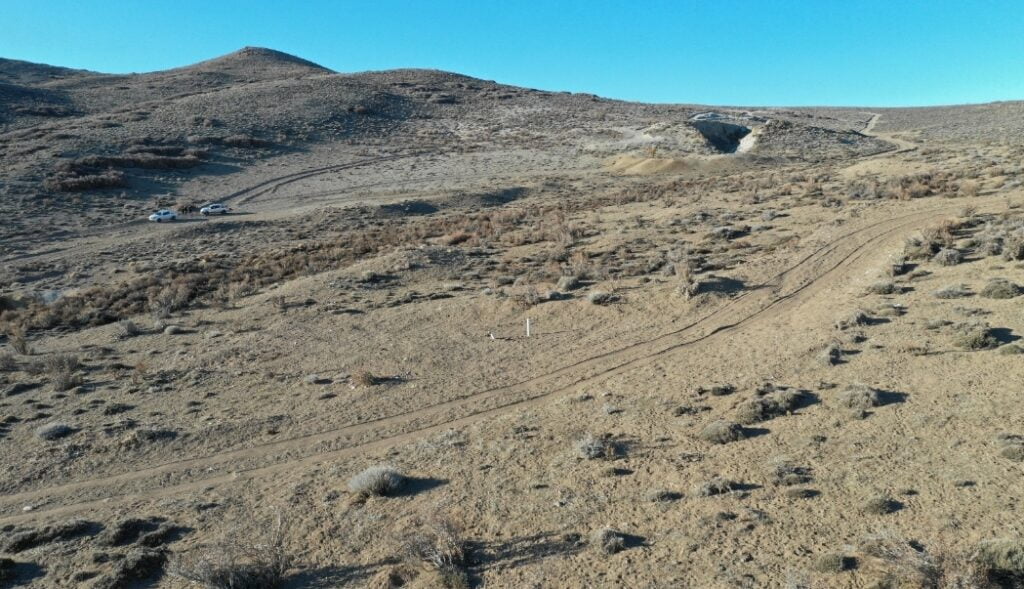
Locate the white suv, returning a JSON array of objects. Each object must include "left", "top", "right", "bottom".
[
  {"left": 200, "top": 203, "right": 231, "bottom": 215},
  {"left": 148, "top": 210, "right": 177, "bottom": 222}
]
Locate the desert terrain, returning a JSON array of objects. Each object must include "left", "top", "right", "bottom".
[{"left": 1, "top": 48, "right": 1023, "bottom": 588}]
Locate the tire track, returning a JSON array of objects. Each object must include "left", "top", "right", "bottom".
[{"left": 0, "top": 197, "right": 995, "bottom": 524}]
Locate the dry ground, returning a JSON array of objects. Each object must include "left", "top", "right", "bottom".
[{"left": 2, "top": 49, "right": 1024, "bottom": 588}]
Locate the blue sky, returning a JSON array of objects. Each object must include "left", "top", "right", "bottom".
[{"left": 2, "top": 0, "right": 1022, "bottom": 106}]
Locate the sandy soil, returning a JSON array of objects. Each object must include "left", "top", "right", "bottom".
[{"left": 2, "top": 49, "right": 1024, "bottom": 588}]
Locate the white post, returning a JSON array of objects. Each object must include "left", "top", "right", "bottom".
[{"left": 526, "top": 318, "right": 531, "bottom": 337}]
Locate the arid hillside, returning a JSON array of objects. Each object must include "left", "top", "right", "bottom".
[{"left": 1, "top": 49, "right": 1023, "bottom": 589}]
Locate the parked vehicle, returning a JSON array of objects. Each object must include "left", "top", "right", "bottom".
[
  {"left": 148, "top": 209, "right": 177, "bottom": 222},
  {"left": 200, "top": 203, "right": 231, "bottom": 215}
]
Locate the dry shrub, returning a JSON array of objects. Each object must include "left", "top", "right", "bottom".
[
  {"left": 694, "top": 476, "right": 738, "bottom": 497},
  {"left": 933, "top": 285, "right": 971, "bottom": 299},
  {"left": 836, "top": 384, "right": 881, "bottom": 411},
  {"left": 975, "top": 538, "right": 1024, "bottom": 586},
  {"left": 348, "top": 465, "right": 406, "bottom": 497},
  {"left": 858, "top": 534, "right": 989, "bottom": 588},
  {"left": 735, "top": 388, "right": 806, "bottom": 424},
  {"left": 352, "top": 369, "right": 380, "bottom": 387},
  {"left": 7, "top": 327, "right": 31, "bottom": 355},
  {"left": 980, "top": 279, "right": 1021, "bottom": 299},
  {"left": 116, "top": 319, "right": 142, "bottom": 339},
  {"left": 402, "top": 517, "right": 468, "bottom": 588},
  {"left": 866, "top": 281, "right": 898, "bottom": 295},
  {"left": 1002, "top": 238, "right": 1024, "bottom": 261},
  {"left": 933, "top": 248, "right": 963, "bottom": 267},
  {"left": 0, "top": 352, "right": 15, "bottom": 372},
  {"left": 42, "top": 354, "right": 82, "bottom": 391},
  {"left": 169, "top": 510, "right": 291, "bottom": 589},
  {"left": 960, "top": 180, "right": 981, "bottom": 197},
  {"left": 591, "top": 527, "right": 626, "bottom": 555},
  {"left": 91, "top": 153, "right": 202, "bottom": 169},
  {"left": 577, "top": 433, "right": 620, "bottom": 460},
  {"left": 699, "top": 420, "right": 745, "bottom": 444},
  {"left": 953, "top": 324, "right": 1000, "bottom": 351},
  {"left": 44, "top": 169, "right": 127, "bottom": 192}
]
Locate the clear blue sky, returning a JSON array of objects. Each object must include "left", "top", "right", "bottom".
[{"left": 2, "top": 0, "right": 1022, "bottom": 107}]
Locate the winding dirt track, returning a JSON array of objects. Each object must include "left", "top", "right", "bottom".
[{"left": 0, "top": 191, "right": 999, "bottom": 525}]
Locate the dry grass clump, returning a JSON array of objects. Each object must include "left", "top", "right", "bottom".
[
  {"left": 734, "top": 387, "right": 806, "bottom": 424},
  {"left": 835, "top": 384, "right": 881, "bottom": 411},
  {"left": 813, "top": 552, "right": 854, "bottom": 574},
  {"left": 818, "top": 343, "right": 843, "bottom": 366},
  {"left": 694, "top": 476, "right": 738, "bottom": 497},
  {"left": 0, "top": 352, "right": 15, "bottom": 372},
  {"left": 933, "top": 284, "right": 971, "bottom": 299},
  {"left": 866, "top": 281, "right": 899, "bottom": 295},
  {"left": 699, "top": 420, "right": 745, "bottom": 444},
  {"left": 7, "top": 327, "right": 31, "bottom": 355},
  {"left": 975, "top": 538, "right": 1024, "bottom": 587},
  {"left": 348, "top": 465, "right": 406, "bottom": 497},
  {"left": 587, "top": 291, "right": 616, "bottom": 305},
  {"left": 999, "top": 344, "right": 1024, "bottom": 356},
  {"left": 932, "top": 248, "right": 963, "bottom": 266},
  {"left": 953, "top": 323, "right": 1001, "bottom": 351},
  {"left": 75, "top": 153, "right": 203, "bottom": 170},
  {"left": 169, "top": 510, "right": 291, "bottom": 589},
  {"left": 402, "top": 517, "right": 468, "bottom": 588},
  {"left": 44, "top": 169, "right": 128, "bottom": 192},
  {"left": 836, "top": 310, "right": 871, "bottom": 330},
  {"left": 997, "top": 434, "right": 1024, "bottom": 462},
  {"left": 40, "top": 353, "right": 83, "bottom": 391},
  {"left": 862, "top": 494, "right": 900, "bottom": 515},
  {"left": 855, "top": 533, "right": 1021, "bottom": 588},
  {"left": 591, "top": 527, "right": 626, "bottom": 555},
  {"left": 1003, "top": 238, "right": 1024, "bottom": 261},
  {"left": 768, "top": 458, "right": 813, "bottom": 486},
  {"left": 352, "top": 369, "right": 381, "bottom": 387},
  {"left": 36, "top": 422, "right": 73, "bottom": 440},
  {"left": 577, "top": 433, "right": 620, "bottom": 459},
  {"left": 116, "top": 319, "right": 143, "bottom": 339},
  {"left": 979, "top": 278, "right": 1021, "bottom": 299}
]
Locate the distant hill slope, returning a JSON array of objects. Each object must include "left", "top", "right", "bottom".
[{"left": 0, "top": 47, "right": 915, "bottom": 240}]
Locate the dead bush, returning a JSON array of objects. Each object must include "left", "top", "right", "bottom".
[
  {"left": 975, "top": 538, "right": 1024, "bottom": 586},
  {"left": 933, "top": 285, "right": 971, "bottom": 299},
  {"left": 348, "top": 465, "right": 406, "bottom": 497},
  {"left": 7, "top": 327, "right": 31, "bottom": 355},
  {"left": 862, "top": 494, "right": 900, "bottom": 515},
  {"left": 169, "top": 510, "right": 291, "bottom": 589},
  {"left": 933, "top": 248, "right": 963, "bottom": 267},
  {"left": 835, "top": 384, "right": 881, "bottom": 411},
  {"left": 116, "top": 319, "right": 142, "bottom": 339},
  {"left": 577, "top": 433, "right": 620, "bottom": 460},
  {"left": 866, "top": 281, "right": 898, "bottom": 295},
  {"left": 45, "top": 169, "right": 127, "bottom": 192},
  {"left": 591, "top": 527, "right": 626, "bottom": 555},
  {"left": 953, "top": 324, "right": 1001, "bottom": 351},
  {"left": 694, "top": 476, "right": 738, "bottom": 497},
  {"left": 858, "top": 534, "right": 986, "bottom": 588},
  {"left": 980, "top": 279, "right": 1021, "bottom": 299},
  {"left": 351, "top": 369, "right": 381, "bottom": 387},
  {"left": 699, "top": 420, "right": 745, "bottom": 444},
  {"left": 402, "top": 517, "right": 468, "bottom": 588},
  {"left": 734, "top": 388, "right": 806, "bottom": 424}
]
